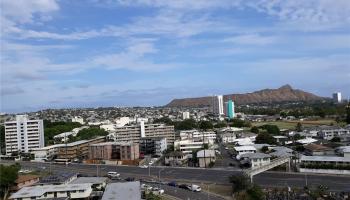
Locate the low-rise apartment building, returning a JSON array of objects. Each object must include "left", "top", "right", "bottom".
[
  {"left": 88, "top": 142, "right": 139, "bottom": 161},
  {"left": 139, "top": 137, "right": 167, "bottom": 156},
  {"left": 113, "top": 123, "right": 175, "bottom": 146},
  {"left": 56, "top": 137, "right": 105, "bottom": 160},
  {"left": 241, "top": 153, "right": 271, "bottom": 169},
  {"left": 174, "top": 138, "right": 213, "bottom": 154}
]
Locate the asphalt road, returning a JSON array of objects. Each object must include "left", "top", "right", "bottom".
[
  {"left": 145, "top": 183, "right": 225, "bottom": 200},
  {"left": 2, "top": 161, "right": 350, "bottom": 192}
]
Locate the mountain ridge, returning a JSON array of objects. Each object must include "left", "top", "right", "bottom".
[{"left": 166, "top": 85, "right": 326, "bottom": 107}]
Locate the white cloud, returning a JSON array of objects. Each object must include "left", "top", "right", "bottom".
[
  {"left": 223, "top": 34, "right": 276, "bottom": 45},
  {"left": 1, "top": 0, "right": 59, "bottom": 26},
  {"left": 92, "top": 42, "right": 179, "bottom": 71}
]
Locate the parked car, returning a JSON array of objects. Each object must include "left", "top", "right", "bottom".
[
  {"left": 125, "top": 177, "right": 135, "bottom": 182},
  {"left": 107, "top": 171, "right": 120, "bottom": 179},
  {"left": 168, "top": 181, "right": 177, "bottom": 187},
  {"left": 139, "top": 165, "right": 148, "bottom": 168},
  {"left": 187, "top": 184, "right": 201, "bottom": 192},
  {"left": 152, "top": 187, "right": 164, "bottom": 195},
  {"left": 179, "top": 184, "right": 189, "bottom": 190}
]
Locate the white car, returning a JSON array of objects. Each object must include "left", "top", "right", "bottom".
[
  {"left": 140, "top": 165, "right": 148, "bottom": 168},
  {"left": 152, "top": 187, "right": 164, "bottom": 195},
  {"left": 107, "top": 171, "right": 120, "bottom": 178},
  {"left": 187, "top": 184, "right": 201, "bottom": 192}
]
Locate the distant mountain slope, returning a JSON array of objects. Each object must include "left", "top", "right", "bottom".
[{"left": 166, "top": 85, "right": 325, "bottom": 107}]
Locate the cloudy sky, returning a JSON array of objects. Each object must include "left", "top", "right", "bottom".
[{"left": 1, "top": 0, "right": 350, "bottom": 113}]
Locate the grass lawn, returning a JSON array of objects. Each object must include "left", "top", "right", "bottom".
[{"left": 252, "top": 119, "right": 337, "bottom": 130}]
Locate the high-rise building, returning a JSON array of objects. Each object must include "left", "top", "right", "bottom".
[
  {"left": 226, "top": 99, "right": 235, "bottom": 119},
  {"left": 212, "top": 95, "right": 224, "bottom": 116},
  {"left": 333, "top": 92, "right": 342, "bottom": 103},
  {"left": 5, "top": 115, "right": 44, "bottom": 155}
]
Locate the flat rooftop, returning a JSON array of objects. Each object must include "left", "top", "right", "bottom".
[
  {"left": 102, "top": 181, "right": 141, "bottom": 200},
  {"left": 10, "top": 184, "right": 91, "bottom": 199}
]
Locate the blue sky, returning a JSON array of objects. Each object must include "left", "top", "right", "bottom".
[{"left": 1, "top": 0, "right": 350, "bottom": 113}]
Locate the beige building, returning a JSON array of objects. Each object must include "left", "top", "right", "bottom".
[
  {"left": 89, "top": 142, "right": 139, "bottom": 161},
  {"left": 57, "top": 137, "right": 105, "bottom": 160}
]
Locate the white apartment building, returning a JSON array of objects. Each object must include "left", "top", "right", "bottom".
[
  {"left": 218, "top": 127, "right": 243, "bottom": 143},
  {"left": 179, "top": 130, "right": 216, "bottom": 142},
  {"left": 212, "top": 95, "right": 224, "bottom": 116},
  {"left": 234, "top": 146, "right": 257, "bottom": 160},
  {"left": 182, "top": 112, "right": 190, "bottom": 120},
  {"left": 32, "top": 144, "right": 65, "bottom": 162},
  {"left": 318, "top": 128, "right": 350, "bottom": 140},
  {"left": 72, "top": 116, "right": 84, "bottom": 125},
  {"left": 9, "top": 183, "right": 92, "bottom": 200},
  {"left": 174, "top": 138, "right": 214, "bottom": 154},
  {"left": 113, "top": 123, "right": 175, "bottom": 146},
  {"left": 5, "top": 115, "right": 44, "bottom": 155}
]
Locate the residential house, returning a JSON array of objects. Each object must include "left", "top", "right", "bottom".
[{"left": 197, "top": 150, "right": 216, "bottom": 168}]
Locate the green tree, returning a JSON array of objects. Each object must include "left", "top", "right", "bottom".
[
  {"left": 0, "top": 164, "right": 20, "bottom": 199},
  {"left": 214, "top": 122, "right": 227, "bottom": 128},
  {"left": 261, "top": 146, "right": 269, "bottom": 153},
  {"left": 145, "top": 192, "right": 162, "bottom": 200},
  {"left": 295, "top": 122, "right": 303, "bottom": 132},
  {"left": 260, "top": 124, "right": 280, "bottom": 135},
  {"left": 199, "top": 121, "right": 213, "bottom": 130},
  {"left": 255, "top": 132, "right": 276, "bottom": 145},
  {"left": 174, "top": 119, "right": 197, "bottom": 130},
  {"left": 153, "top": 117, "right": 173, "bottom": 125},
  {"left": 229, "top": 174, "right": 251, "bottom": 193},
  {"left": 250, "top": 126, "right": 259, "bottom": 134},
  {"left": 330, "top": 137, "right": 341, "bottom": 142},
  {"left": 247, "top": 185, "right": 265, "bottom": 200},
  {"left": 74, "top": 127, "right": 108, "bottom": 141}
]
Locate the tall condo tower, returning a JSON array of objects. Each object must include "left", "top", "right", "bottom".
[
  {"left": 227, "top": 99, "right": 235, "bottom": 119},
  {"left": 212, "top": 95, "right": 224, "bottom": 116},
  {"left": 4, "top": 115, "right": 44, "bottom": 155},
  {"left": 333, "top": 92, "right": 342, "bottom": 103}
]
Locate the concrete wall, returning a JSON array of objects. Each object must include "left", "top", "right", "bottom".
[{"left": 299, "top": 168, "right": 350, "bottom": 175}]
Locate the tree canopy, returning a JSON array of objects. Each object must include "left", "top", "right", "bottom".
[
  {"left": 229, "top": 119, "right": 251, "bottom": 128},
  {"left": 255, "top": 132, "right": 276, "bottom": 145},
  {"left": 199, "top": 121, "right": 213, "bottom": 130},
  {"left": 259, "top": 124, "right": 280, "bottom": 135},
  {"left": 44, "top": 121, "right": 82, "bottom": 145},
  {"left": 69, "top": 127, "right": 108, "bottom": 142},
  {"left": 174, "top": 119, "right": 198, "bottom": 130},
  {"left": 0, "top": 164, "right": 20, "bottom": 199}
]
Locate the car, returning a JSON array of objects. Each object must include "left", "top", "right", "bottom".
[
  {"left": 152, "top": 187, "right": 164, "bottom": 195},
  {"left": 168, "top": 181, "right": 177, "bottom": 187},
  {"left": 188, "top": 184, "right": 201, "bottom": 192},
  {"left": 141, "top": 184, "right": 147, "bottom": 189},
  {"left": 139, "top": 165, "right": 148, "bottom": 168},
  {"left": 107, "top": 171, "right": 120, "bottom": 178},
  {"left": 125, "top": 177, "right": 135, "bottom": 182},
  {"left": 225, "top": 147, "right": 229, "bottom": 150},
  {"left": 178, "top": 184, "right": 189, "bottom": 190}
]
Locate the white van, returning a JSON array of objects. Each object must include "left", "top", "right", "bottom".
[
  {"left": 107, "top": 171, "right": 120, "bottom": 178},
  {"left": 188, "top": 184, "right": 201, "bottom": 192}
]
